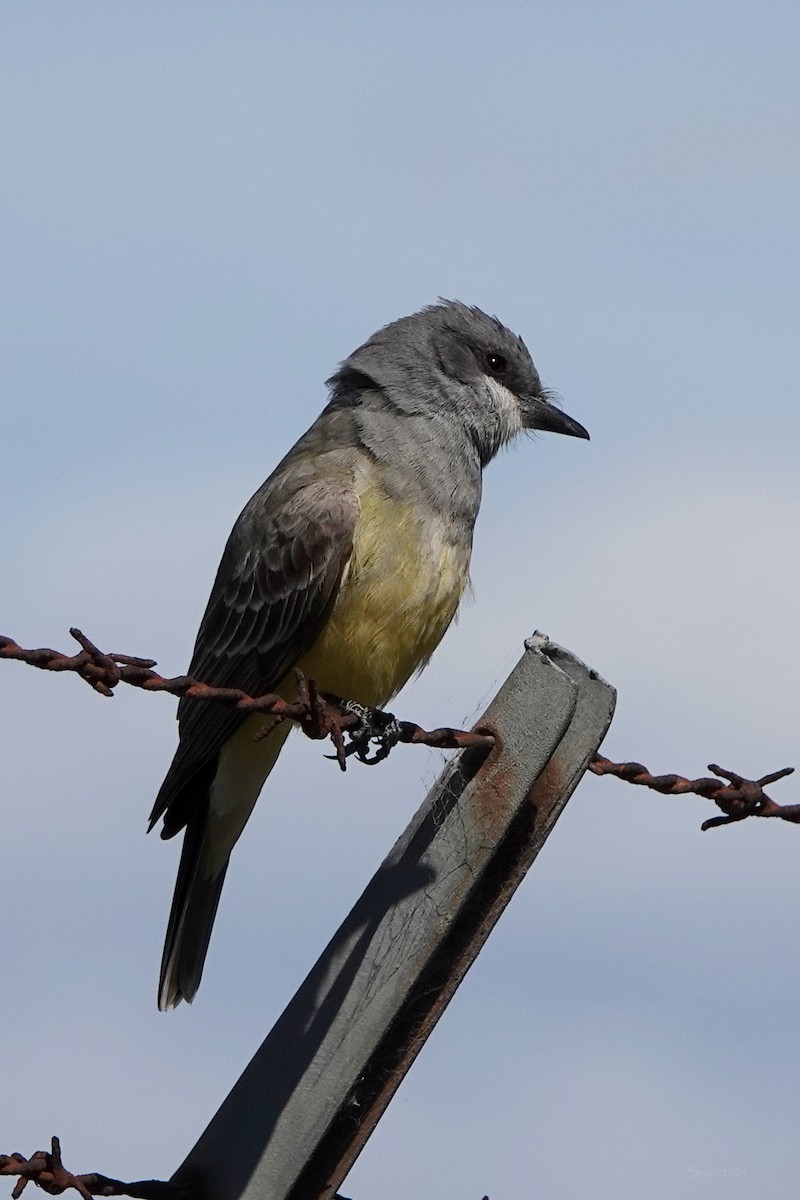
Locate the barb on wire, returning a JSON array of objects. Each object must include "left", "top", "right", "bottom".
[
  {"left": 0, "top": 629, "right": 496, "bottom": 770},
  {"left": 3, "top": 630, "right": 796, "bottom": 822},
  {"left": 0, "top": 1138, "right": 356, "bottom": 1200},
  {"left": 0, "top": 1137, "right": 187, "bottom": 1200},
  {"left": 590, "top": 755, "right": 798, "bottom": 830}
]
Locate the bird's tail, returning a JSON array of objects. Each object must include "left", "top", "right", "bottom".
[
  {"left": 158, "top": 803, "right": 226, "bottom": 1010},
  {"left": 158, "top": 718, "right": 291, "bottom": 1009}
]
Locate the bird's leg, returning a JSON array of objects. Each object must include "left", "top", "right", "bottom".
[{"left": 288, "top": 670, "right": 350, "bottom": 767}]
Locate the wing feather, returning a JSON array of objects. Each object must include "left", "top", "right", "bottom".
[{"left": 150, "top": 477, "right": 359, "bottom": 834}]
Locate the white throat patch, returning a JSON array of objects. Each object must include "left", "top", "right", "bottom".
[{"left": 485, "top": 376, "right": 524, "bottom": 446}]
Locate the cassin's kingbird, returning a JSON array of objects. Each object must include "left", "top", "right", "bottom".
[{"left": 150, "top": 300, "right": 588, "bottom": 1009}]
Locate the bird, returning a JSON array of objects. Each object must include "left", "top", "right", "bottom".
[{"left": 149, "top": 300, "right": 589, "bottom": 1009}]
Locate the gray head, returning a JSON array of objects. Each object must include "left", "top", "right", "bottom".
[{"left": 329, "top": 299, "right": 588, "bottom": 466}]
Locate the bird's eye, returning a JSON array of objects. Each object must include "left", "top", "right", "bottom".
[{"left": 484, "top": 352, "right": 508, "bottom": 375}]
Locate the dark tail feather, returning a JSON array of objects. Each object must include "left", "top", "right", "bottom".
[{"left": 158, "top": 797, "right": 229, "bottom": 1010}]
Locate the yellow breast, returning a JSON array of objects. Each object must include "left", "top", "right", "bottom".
[{"left": 298, "top": 483, "right": 470, "bottom": 707}]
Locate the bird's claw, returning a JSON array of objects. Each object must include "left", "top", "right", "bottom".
[{"left": 325, "top": 699, "right": 403, "bottom": 766}]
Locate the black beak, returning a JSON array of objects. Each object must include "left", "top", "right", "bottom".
[{"left": 525, "top": 395, "right": 590, "bottom": 440}]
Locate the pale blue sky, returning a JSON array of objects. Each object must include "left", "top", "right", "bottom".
[{"left": 2, "top": 3, "right": 799, "bottom": 1198}]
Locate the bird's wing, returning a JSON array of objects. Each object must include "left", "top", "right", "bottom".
[{"left": 150, "top": 477, "right": 360, "bottom": 835}]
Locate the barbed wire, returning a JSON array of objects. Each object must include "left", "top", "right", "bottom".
[
  {"left": 0, "top": 628, "right": 495, "bottom": 768},
  {"left": 1, "top": 629, "right": 796, "bottom": 828},
  {"left": 0, "top": 1138, "right": 354, "bottom": 1200},
  {"left": 590, "top": 756, "right": 797, "bottom": 829},
  {"left": 0, "top": 1138, "right": 185, "bottom": 1200}
]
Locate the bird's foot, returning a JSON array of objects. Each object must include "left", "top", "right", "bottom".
[
  {"left": 288, "top": 671, "right": 399, "bottom": 770},
  {"left": 337, "top": 700, "right": 403, "bottom": 766},
  {"left": 288, "top": 668, "right": 494, "bottom": 771}
]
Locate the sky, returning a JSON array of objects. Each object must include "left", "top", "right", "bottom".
[{"left": 2, "top": 2, "right": 799, "bottom": 1198}]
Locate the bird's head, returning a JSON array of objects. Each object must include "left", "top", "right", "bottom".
[
  {"left": 426, "top": 300, "right": 589, "bottom": 461},
  {"left": 337, "top": 300, "right": 588, "bottom": 466}
]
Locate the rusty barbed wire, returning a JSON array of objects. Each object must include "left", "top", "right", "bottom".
[
  {"left": 0, "top": 1139, "right": 356, "bottom": 1200},
  {"left": 3, "top": 629, "right": 796, "bottom": 826},
  {"left": 590, "top": 756, "right": 798, "bottom": 830},
  {"left": 0, "top": 1138, "right": 187, "bottom": 1200},
  {"left": 0, "top": 628, "right": 495, "bottom": 769}
]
